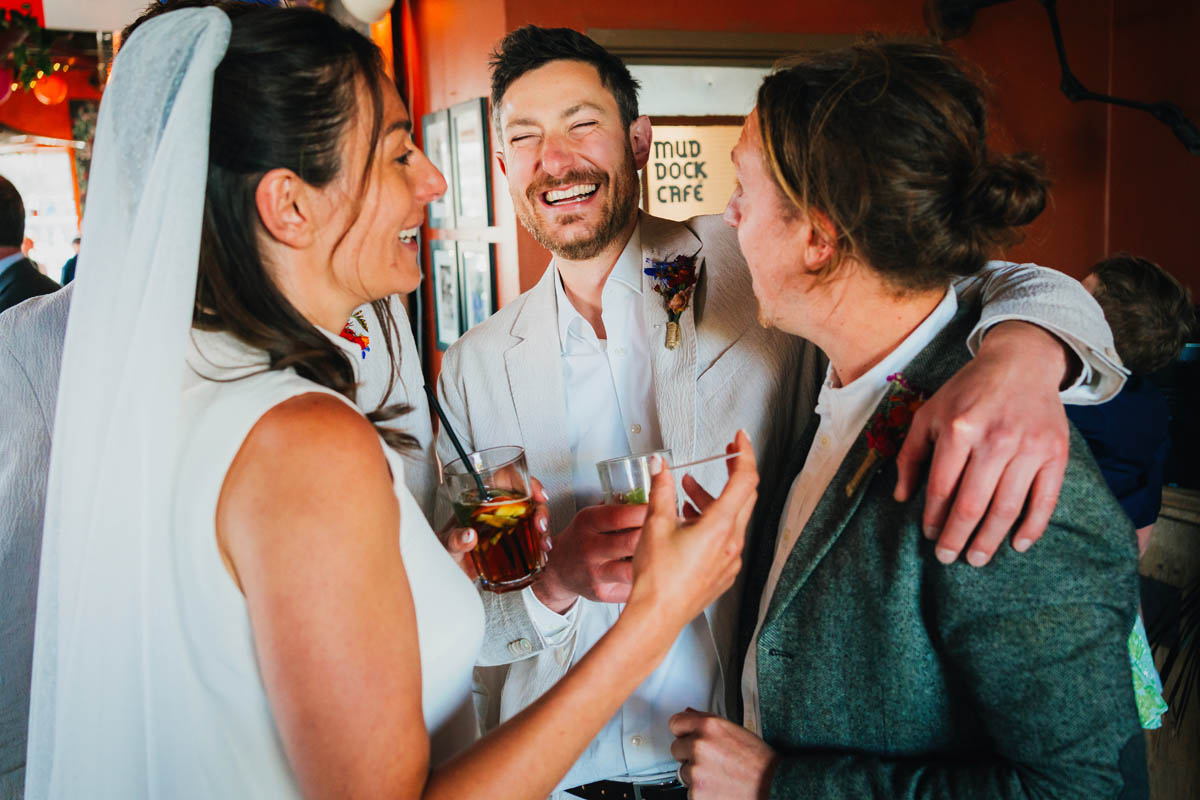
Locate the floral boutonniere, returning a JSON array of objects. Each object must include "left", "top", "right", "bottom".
[
  {"left": 845, "top": 372, "right": 925, "bottom": 497},
  {"left": 339, "top": 309, "right": 371, "bottom": 360},
  {"left": 644, "top": 253, "right": 699, "bottom": 350}
]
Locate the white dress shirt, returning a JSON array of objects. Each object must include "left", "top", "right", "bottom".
[
  {"left": 741, "top": 287, "right": 959, "bottom": 735},
  {"left": 523, "top": 226, "right": 719, "bottom": 789}
]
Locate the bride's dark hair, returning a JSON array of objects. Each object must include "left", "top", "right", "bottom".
[{"left": 127, "top": 1, "right": 417, "bottom": 450}]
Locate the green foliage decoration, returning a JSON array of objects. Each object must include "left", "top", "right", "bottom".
[{"left": 2, "top": 4, "right": 54, "bottom": 92}]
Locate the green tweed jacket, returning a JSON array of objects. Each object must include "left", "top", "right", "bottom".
[{"left": 737, "top": 298, "right": 1148, "bottom": 798}]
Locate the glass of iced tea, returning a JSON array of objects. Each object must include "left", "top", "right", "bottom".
[
  {"left": 595, "top": 449, "right": 672, "bottom": 505},
  {"left": 443, "top": 446, "right": 544, "bottom": 593}
]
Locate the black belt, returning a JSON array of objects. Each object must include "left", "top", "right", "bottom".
[{"left": 565, "top": 779, "right": 687, "bottom": 800}]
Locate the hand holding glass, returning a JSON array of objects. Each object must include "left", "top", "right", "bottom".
[
  {"left": 443, "top": 446, "right": 546, "bottom": 593},
  {"left": 596, "top": 449, "right": 672, "bottom": 505}
]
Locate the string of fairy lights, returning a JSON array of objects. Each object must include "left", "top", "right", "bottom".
[{"left": 1, "top": 6, "right": 79, "bottom": 106}]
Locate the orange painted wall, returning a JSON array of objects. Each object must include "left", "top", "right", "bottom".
[
  {"left": 0, "top": 63, "right": 101, "bottom": 140},
  {"left": 505, "top": 0, "right": 1128, "bottom": 283},
  {"left": 1106, "top": 0, "right": 1199, "bottom": 297},
  {"left": 943, "top": 0, "right": 1113, "bottom": 282},
  {"left": 409, "top": 0, "right": 1199, "bottom": 382}
]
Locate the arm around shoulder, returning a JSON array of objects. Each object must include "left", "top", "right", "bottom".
[{"left": 955, "top": 261, "right": 1126, "bottom": 403}]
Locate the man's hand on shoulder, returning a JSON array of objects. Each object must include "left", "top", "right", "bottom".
[
  {"left": 531, "top": 502, "right": 648, "bottom": 612},
  {"left": 895, "top": 321, "right": 1073, "bottom": 566}
]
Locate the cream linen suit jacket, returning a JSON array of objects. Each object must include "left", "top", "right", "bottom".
[{"left": 436, "top": 211, "right": 1126, "bottom": 735}]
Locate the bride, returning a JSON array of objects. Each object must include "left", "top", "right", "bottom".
[{"left": 24, "top": 4, "right": 757, "bottom": 798}]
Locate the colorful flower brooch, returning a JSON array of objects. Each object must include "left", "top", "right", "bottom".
[
  {"left": 339, "top": 309, "right": 371, "bottom": 359},
  {"left": 845, "top": 372, "right": 925, "bottom": 497},
  {"left": 644, "top": 253, "right": 699, "bottom": 350}
]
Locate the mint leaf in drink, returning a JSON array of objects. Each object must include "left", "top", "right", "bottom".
[{"left": 619, "top": 487, "right": 647, "bottom": 505}]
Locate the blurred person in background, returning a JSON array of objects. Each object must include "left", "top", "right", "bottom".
[
  {"left": 0, "top": 177, "right": 57, "bottom": 314},
  {"left": 1068, "top": 254, "right": 1196, "bottom": 553},
  {"left": 58, "top": 237, "right": 80, "bottom": 286}
]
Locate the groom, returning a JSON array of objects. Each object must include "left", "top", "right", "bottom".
[{"left": 436, "top": 26, "right": 1125, "bottom": 800}]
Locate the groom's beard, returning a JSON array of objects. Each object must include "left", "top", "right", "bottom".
[{"left": 515, "top": 147, "right": 640, "bottom": 261}]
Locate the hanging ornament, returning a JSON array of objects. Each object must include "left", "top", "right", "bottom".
[{"left": 33, "top": 71, "right": 66, "bottom": 105}]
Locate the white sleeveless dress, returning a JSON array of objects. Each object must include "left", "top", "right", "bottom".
[{"left": 156, "top": 330, "right": 484, "bottom": 796}]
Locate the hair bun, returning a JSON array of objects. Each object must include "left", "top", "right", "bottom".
[{"left": 966, "top": 152, "right": 1049, "bottom": 229}]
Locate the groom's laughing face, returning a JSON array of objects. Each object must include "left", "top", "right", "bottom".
[{"left": 495, "top": 59, "right": 648, "bottom": 261}]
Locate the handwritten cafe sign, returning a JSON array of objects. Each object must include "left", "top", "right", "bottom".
[{"left": 644, "top": 124, "right": 741, "bottom": 221}]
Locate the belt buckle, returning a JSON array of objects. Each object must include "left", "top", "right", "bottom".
[{"left": 632, "top": 778, "right": 684, "bottom": 800}]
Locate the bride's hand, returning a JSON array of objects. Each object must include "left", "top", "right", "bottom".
[{"left": 626, "top": 431, "right": 757, "bottom": 630}]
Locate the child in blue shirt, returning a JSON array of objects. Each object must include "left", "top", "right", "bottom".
[
  {"left": 1067, "top": 253, "right": 1195, "bottom": 729},
  {"left": 1068, "top": 254, "right": 1194, "bottom": 553}
]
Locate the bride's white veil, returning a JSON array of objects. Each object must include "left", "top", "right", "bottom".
[{"left": 25, "top": 8, "right": 231, "bottom": 797}]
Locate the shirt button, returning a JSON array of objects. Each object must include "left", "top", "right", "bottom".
[
  {"left": 631, "top": 423, "right": 642, "bottom": 434},
  {"left": 613, "top": 346, "right": 626, "bottom": 357},
  {"left": 630, "top": 735, "right": 644, "bottom": 746},
  {"left": 819, "top": 434, "right": 831, "bottom": 448}
]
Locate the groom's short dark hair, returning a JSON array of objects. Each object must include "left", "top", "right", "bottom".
[{"left": 489, "top": 25, "right": 641, "bottom": 130}]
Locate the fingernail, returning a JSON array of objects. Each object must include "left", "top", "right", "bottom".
[
  {"left": 538, "top": 517, "right": 548, "bottom": 533},
  {"left": 935, "top": 547, "right": 956, "bottom": 564},
  {"left": 967, "top": 549, "right": 988, "bottom": 567},
  {"left": 923, "top": 525, "right": 938, "bottom": 541},
  {"left": 739, "top": 428, "right": 750, "bottom": 442},
  {"left": 462, "top": 528, "right": 476, "bottom": 545},
  {"left": 544, "top": 536, "right": 553, "bottom": 551},
  {"left": 1013, "top": 538, "right": 1031, "bottom": 553},
  {"left": 649, "top": 455, "right": 663, "bottom": 475}
]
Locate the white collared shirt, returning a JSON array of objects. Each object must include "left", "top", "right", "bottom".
[
  {"left": 523, "top": 225, "right": 719, "bottom": 789},
  {"left": 552, "top": 225, "right": 662, "bottom": 505},
  {"left": 741, "top": 287, "right": 959, "bottom": 736}
]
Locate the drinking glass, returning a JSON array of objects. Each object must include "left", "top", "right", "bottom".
[
  {"left": 443, "top": 446, "right": 545, "bottom": 593},
  {"left": 595, "top": 449, "right": 672, "bottom": 505}
]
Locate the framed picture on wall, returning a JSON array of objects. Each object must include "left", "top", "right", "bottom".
[
  {"left": 421, "top": 109, "right": 456, "bottom": 229},
  {"left": 458, "top": 241, "right": 496, "bottom": 332},
  {"left": 430, "top": 239, "right": 462, "bottom": 350},
  {"left": 450, "top": 97, "right": 493, "bottom": 229}
]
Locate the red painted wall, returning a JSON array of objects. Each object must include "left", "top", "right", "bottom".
[
  {"left": 408, "top": 0, "right": 1200, "bottom": 384},
  {"left": 0, "top": 62, "right": 100, "bottom": 140},
  {"left": 504, "top": 0, "right": 1134, "bottom": 283},
  {"left": 1106, "top": 0, "right": 1199, "bottom": 296}
]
